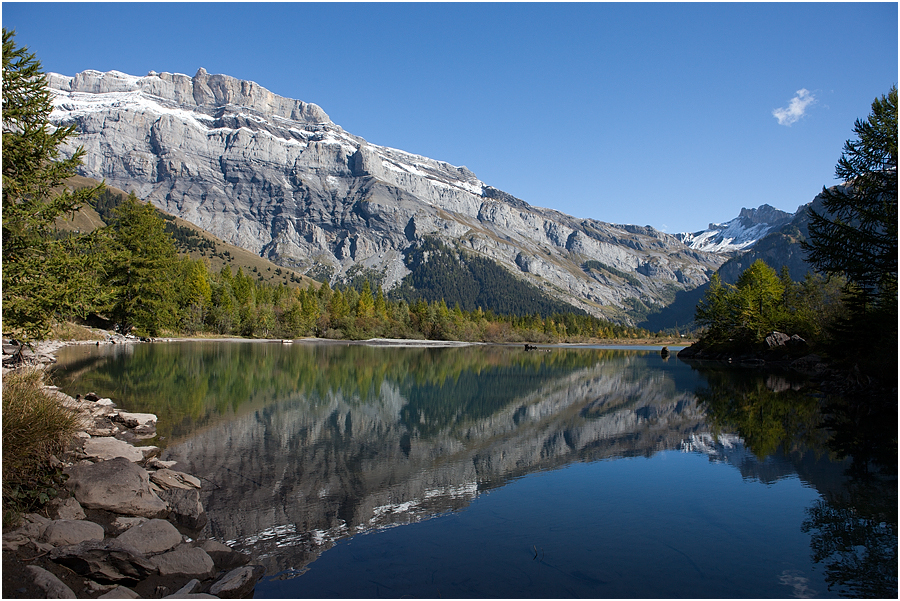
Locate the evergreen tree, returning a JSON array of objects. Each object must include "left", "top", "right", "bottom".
[
  {"left": 733, "top": 260, "right": 785, "bottom": 343},
  {"left": 804, "top": 86, "right": 897, "bottom": 305},
  {"left": 106, "top": 193, "right": 179, "bottom": 335},
  {"left": 2, "top": 28, "right": 104, "bottom": 340},
  {"left": 179, "top": 258, "right": 212, "bottom": 333},
  {"left": 356, "top": 280, "right": 375, "bottom": 319},
  {"left": 803, "top": 86, "right": 898, "bottom": 372}
]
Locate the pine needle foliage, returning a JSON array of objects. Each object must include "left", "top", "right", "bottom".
[
  {"left": 2, "top": 28, "right": 104, "bottom": 341},
  {"left": 803, "top": 86, "right": 898, "bottom": 373}
]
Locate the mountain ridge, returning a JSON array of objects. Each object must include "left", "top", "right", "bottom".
[{"left": 47, "top": 67, "right": 790, "bottom": 324}]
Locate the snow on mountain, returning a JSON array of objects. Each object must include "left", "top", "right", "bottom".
[
  {"left": 46, "top": 67, "right": 729, "bottom": 324},
  {"left": 676, "top": 204, "right": 794, "bottom": 253}
]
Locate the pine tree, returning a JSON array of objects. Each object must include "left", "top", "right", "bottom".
[
  {"left": 355, "top": 280, "right": 375, "bottom": 319},
  {"left": 106, "top": 193, "right": 179, "bottom": 336},
  {"left": 2, "top": 28, "right": 104, "bottom": 340},
  {"left": 803, "top": 86, "right": 898, "bottom": 371},
  {"left": 804, "top": 86, "right": 897, "bottom": 306}
]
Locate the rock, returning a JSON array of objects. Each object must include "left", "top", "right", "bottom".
[
  {"left": 46, "top": 496, "right": 86, "bottom": 520},
  {"left": 208, "top": 565, "right": 266, "bottom": 599},
  {"left": 98, "top": 585, "right": 141, "bottom": 598},
  {"left": 115, "top": 411, "right": 158, "bottom": 428},
  {"left": 111, "top": 516, "right": 149, "bottom": 534},
  {"left": 85, "top": 392, "right": 101, "bottom": 401},
  {"left": 65, "top": 456, "right": 169, "bottom": 518},
  {"left": 40, "top": 519, "right": 105, "bottom": 546},
  {"left": 26, "top": 565, "right": 77, "bottom": 598},
  {"left": 201, "top": 539, "right": 251, "bottom": 571},
  {"left": 151, "top": 468, "right": 202, "bottom": 490},
  {"left": 173, "top": 578, "right": 202, "bottom": 595},
  {"left": 49, "top": 539, "right": 157, "bottom": 584},
  {"left": 82, "top": 436, "right": 147, "bottom": 462},
  {"left": 149, "top": 545, "right": 215, "bottom": 579},
  {"left": 2, "top": 531, "right": 31, "bottom": 551},
  {"left": 765, "top": 331, "right": 791, "bottom": 349},
  {"left": 85, "top": 423, "right": 121, "bottom": 437},
  {"left": 157, "top": 487, "right": 208, "bottom": 530},
  {"left": 12, "top": 513, "right": 52, "bottom": 539},
  {"left": 116, "top": 518, "right": 183, "bottom": 555},
  {"left": 788, "top": 334, "right": 807, "bottom": 347}
]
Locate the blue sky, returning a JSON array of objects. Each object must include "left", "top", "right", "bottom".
[{"left": 3, "top": 2, "right": 897, "bottom": 233}]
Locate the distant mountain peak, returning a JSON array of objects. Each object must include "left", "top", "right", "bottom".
[{"left": 677, "top": 204, "right": 794, "bottom": 253}]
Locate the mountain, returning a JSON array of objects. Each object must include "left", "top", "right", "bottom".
[
  {"left": 54, "top": 176, "right": 319, "bottom": 289},
  {"left": 47, "top": 68, "right": 728, "bottom": 324},
  {"left": 639, "top": 192, "right": 825, "bottom": 332},
  {"left": 675, "top": 204, "right": 794, "bottom": 253}
]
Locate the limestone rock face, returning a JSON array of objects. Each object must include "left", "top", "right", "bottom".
[{"left": 47, "top": 68, "right": 728, "bottom": 324}]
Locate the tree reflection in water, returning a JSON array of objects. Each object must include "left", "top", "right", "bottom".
[{"left": 693, "top": 365, "right": 897, "bottom": 598}]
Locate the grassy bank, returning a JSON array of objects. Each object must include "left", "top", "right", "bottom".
[{"left": 1, "top": 368, "right": 82, "bottom": 528}]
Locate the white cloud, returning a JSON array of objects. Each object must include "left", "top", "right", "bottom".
[{"left": 772, "top": 89, "right": 816, "bottom": 126}]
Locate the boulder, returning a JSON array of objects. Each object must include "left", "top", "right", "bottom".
[
  {"left": 169, "top": 578, "right": 201, "bottom": 596},
  {"left": 151, "top": 468, "right": 202, "bottom": 490},
  {"left": 40, "top": 519, "right": 105, "bottom": 546},
  {"left": 84, "top": 436, "right": 159, "bottom": 462},
  {"left": 201, "top": 539, "right": 251, "bottom": 571},
  {"left": 788, "top": 334, "right": 807, "bottom": 347},
  {"left": 49, "top": 539, "right": 157, "bottom": 584},
  {"left": 158, "top": 487, "right": 207, "bottom": 530},
  {"left": 149, "top": 545, "right": 215, "bottom": 579},
  {"left": 46, "top": 496, "right": 86, "bottom": 520},
  {"left": 111, "top": 516, "right": 149, "bottom": 535},
  {"left": 65, "top": 456, "right": 169, "bottom": 518},
  {"left": 116, "top": 518, "right": 183, "bottom": 555},
  {"left": 208, "top": 565, "right": 266, "bottom": 599},
  {"left": 148, "top": 457, "right": 179, "bottom": 469},
  {"left": 26, "top": 565, "right": 77, "bottom": 598},
  {"left": 98, "top": 585, "right": 141, "bottom": 599},
  {"left": 765, "top": 331, "right": 791, "bottom": 349},
  {"left": 114, "top": 411, "right": 158, "bottom": 428}
]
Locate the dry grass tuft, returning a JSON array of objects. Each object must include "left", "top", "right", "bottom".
[
  {"left": 49, "top": 320, "right": 106, "bottom": 341},
  {"left": 2, "top": 368, "right": 82, "bottom": 526}
]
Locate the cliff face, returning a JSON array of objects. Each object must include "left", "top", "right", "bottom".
[{"left": 48, "top": 68, "right": 727, "bottom": 322}]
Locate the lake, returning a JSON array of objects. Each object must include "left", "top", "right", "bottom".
[{"left": 50, "top": 340, "right": 897, "bottom": 598}]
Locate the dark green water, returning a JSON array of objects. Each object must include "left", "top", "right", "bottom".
[{"left": 50, "top": 341, "right": 897, "bottom": 598}]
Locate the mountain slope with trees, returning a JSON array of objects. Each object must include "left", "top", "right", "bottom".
[{"left": 682, "top": 86, "right": 898, "bottom": 377}]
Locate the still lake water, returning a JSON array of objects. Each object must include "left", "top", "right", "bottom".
[{"left": 50, "top": 341, "right": 896, "bottom": 598}]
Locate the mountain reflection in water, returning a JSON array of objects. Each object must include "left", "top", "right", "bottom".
[{"left": 50, "top": 341, "right": 896, "bottom": 597}]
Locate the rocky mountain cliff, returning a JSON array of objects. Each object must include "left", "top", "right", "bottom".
[
  {"left": 676, "top": 204, "right": 794, "bottom": 253},
  {"left": 47, "top": 68, "right": 729, "bottom": 324}
]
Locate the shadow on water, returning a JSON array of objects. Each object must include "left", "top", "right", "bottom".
[{"left": 691, "top": 363, "right": 898, "bottom": 598}]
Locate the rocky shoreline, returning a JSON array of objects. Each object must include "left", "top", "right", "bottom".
[{"left": 2, "top": 338, "right": 266, "bottom": 599}]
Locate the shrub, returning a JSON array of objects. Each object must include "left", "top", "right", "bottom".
[{"left": 2, "top": 368, "right": 82, "bottom": 526}]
